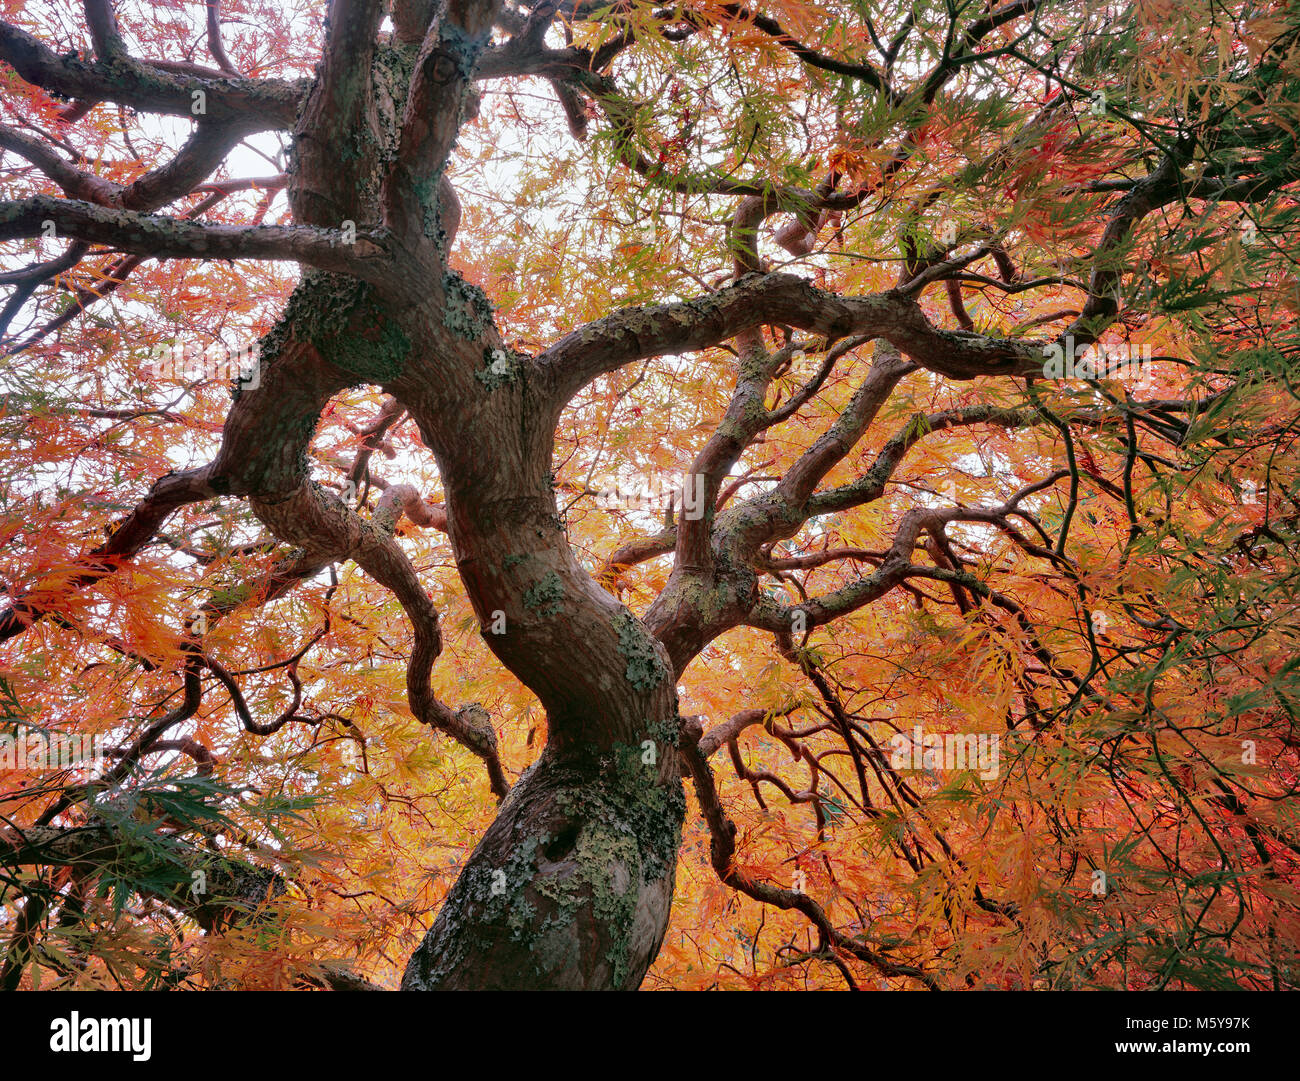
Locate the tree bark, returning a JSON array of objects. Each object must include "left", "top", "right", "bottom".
[
  {"left": 402, "top": 745, "right": 683, "bottom": 990},
  {"left": 232, "top": 248, "right": 688, "bottom": 988},
  {"left": 386, "top": 297, "right": 688, "bottom": 990}
]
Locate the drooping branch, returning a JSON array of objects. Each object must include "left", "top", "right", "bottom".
[
  {"left": 678, "top": 727, "right": 940, "bottom": 989},
  {"left": 0, "top": 822, "right": 288, "bottom": 934},
  {"left": 0, "top": 466, "right": 216, "bottom": 643},
  {"left": 250, "top": 481, "right": 507, "bottom": 796}
]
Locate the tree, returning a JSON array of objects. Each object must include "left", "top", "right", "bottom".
[{"left": 1, "top": 0, "right": 1298, "bottom": 991}]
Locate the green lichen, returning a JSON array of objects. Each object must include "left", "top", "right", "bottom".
[
  {"left": 646, "top": 715, "right": 680, "bottom": 748},
  {"left": 548, "top": 746, "right": 686, "bottom": 985},
  {"left": 592, "top": 741, "right": 686, "bottom": 882},
  {"left": 436, "top": 24, "right": 488, "bottom": 80},
  {"left": 523, "top": 571, "right": 564, "bottom": 617},
  {"left": 258, "top": 271, "right": 410, "bottom": 385},
  {"left": 372, "top": 43, "right": 418, "bottom": 178},
  {"left": 372, "top": 41, "right": 417, "bottom": 105},
  {"left": 442, "top": 271, "right": 495, "bottom": 340},
  {"left": 505, "top": 895, "right": 537, "bottom": 941},
  {"left": 577, "top": 824, "right": 640, "bottom": 985},
  {"left": 614, "top": 609, "right": 667, "bottom": 691},
  {"left": 413, "top": 170, "right": 444, "bottom": 242}
]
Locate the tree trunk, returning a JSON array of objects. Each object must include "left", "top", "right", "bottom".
[
  {"left": 240, "top": 265, "right": 688, "bottom": 988},
  {"left": 402, "top": 744, "right": 683, "bottom": 990},
  {"left": 390, "top": 341, "right": 687, "bottom": 990}
]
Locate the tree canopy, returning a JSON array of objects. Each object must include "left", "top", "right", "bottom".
[{"left": 1, "top": 0, "right": 1299, "bottom": 990}]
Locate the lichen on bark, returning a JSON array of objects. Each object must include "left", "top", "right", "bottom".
[
  {"left": 522, "top": 571, "right": 564, "bottom": 617},
  {"left": 400, "top": 744, "right": 684, "bottom": 991},
  {"left": 441, "top": 270, "right": 495, "bottom": 340},
  {"left": 260, "top": 270, "right": 411, "bottom": 384},
  {"left": 614, "top": 609, "right": 668, "bottom": 691}
]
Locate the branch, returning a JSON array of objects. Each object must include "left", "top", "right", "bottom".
[
  {"left": 0, "top": 823, "right": 287, "bottom": 933},
  {"left": 679, "top": 730, "right": 939, "bottom": 988},
  {"left": 715, "top": 4, "right": 895, "bottom": 100},
  {"left": 292, "top": 0, "right": 386, "bottom": 226},
  {"left": 0, "top": 195, "right": 386, "bottom": 274},
  {"left": 539, "top": 272, "right": 1045, "bottom": 402},
  {"left": 383, "top": 0, "right": 501, "bottom": 237},
  {"left": 0, "top": 18, "right": 305, "bottom": 128},
  {"left": 249, "top": 482, "right": 508, "bottom": 797},
  {"left": 205, "top": 0, "right": 240, "bottom": 76},
  {"left": 0, "top": 466, "right": 216, "bottom": 643}
]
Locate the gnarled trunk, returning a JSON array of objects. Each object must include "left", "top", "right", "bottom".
[
  {"left": 390, "top": 340, "right": 687, "bottom": 990},
  {"left": 402, "top": 745, "right": 683, "bottom": 990}
]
